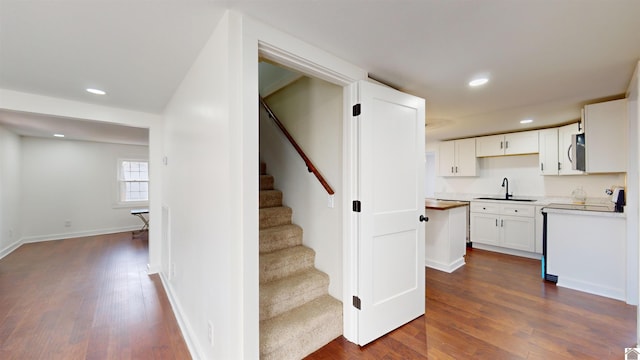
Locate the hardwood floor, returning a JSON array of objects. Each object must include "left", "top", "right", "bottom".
[
  {"left": 306, "top": 248, "right": 637, "bottom": 359},
  {"left": 0, "top": 232, "right": 190, "bottom": 359}
]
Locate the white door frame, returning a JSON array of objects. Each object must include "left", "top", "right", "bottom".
[{"left": 247, "top": 17, "right": 368, "bottom": 342}]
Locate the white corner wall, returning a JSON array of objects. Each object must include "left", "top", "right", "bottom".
[
  {"left": 260, "top": 76, "right": 344, "bottom": 298},
  {"left": 20, "top": 137, "right": 148, "bottom": 241},
  {"left": 0, "top": 126, "right": 22, "bottom": 258},
  {"left": 162, "top": 11, "right": 245, "bottom": 359},
  {"left": 626, "top": 61, "right": 639, "bottom": 307}
]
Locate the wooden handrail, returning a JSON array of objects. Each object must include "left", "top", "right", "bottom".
[{"left": 259, "top": 96, "right": 335, "bottom": 196}]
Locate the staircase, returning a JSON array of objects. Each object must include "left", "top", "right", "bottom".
[{"left": 259, "top": 163, "right": 342, "bottom": 360}]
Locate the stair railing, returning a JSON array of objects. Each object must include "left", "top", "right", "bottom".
[{"left": 259, "top": 96, "right": 335, "bottom": 196}]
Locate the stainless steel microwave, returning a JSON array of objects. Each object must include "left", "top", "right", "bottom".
[{"left": 571, "top": 133, "right": 586, "bottom": 171}]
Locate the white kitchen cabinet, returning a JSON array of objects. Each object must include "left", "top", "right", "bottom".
[
  {"left": 470, "top": 213, "right": 500, "bottom": 246},
  {"left": 438, "top": 138, "right": 477, "bottom": 176},
  {"left": 475, "top": 134, "right": 504, "bottom": 157},
  {"left": 476, "top": 130, "right": 539, "bottom": 157},
  {"left": 470, "top": 201, "right": 535, "bottom": 252},
  {"left": 538, "top": 128, "right": 559, "bottom": 175},
  {"left": 500, "top": 215, "right": 535, "bottom": 251},
  {"left": 583, "top": 99, "right": 627, "bottom": 173},
  {"left": 534, "top": 206, "right": 544, "bottom": 254},
  {"left": 558, "top": 122, "right": 583, "bottom": 175}
]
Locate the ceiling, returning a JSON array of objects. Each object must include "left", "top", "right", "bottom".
[{"left": 1, "top": 0, "right": 639, "bottom": 143}]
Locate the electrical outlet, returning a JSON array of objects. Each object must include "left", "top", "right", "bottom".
[
  {"left": 64, "top": 220, "right": 71, "bottom": 227},
  {"left": 207, "top": 321, "right": 214, "bottom": 347}
]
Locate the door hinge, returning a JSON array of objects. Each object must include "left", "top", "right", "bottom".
[
  {"left": 352, "top": 200, "right": 361, "bottom": 212},
  {"left": 352, "top": 296, "right": 361, "bottom": 310},
  {"left": 352, "top": 103, "right": 361, "bottom": 116}
]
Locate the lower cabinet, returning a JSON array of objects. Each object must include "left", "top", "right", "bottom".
[{"left": 470, "top": 201, "right": 535, "bottom": 252}]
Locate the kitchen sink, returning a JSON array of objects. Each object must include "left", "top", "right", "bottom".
[{"left": 474, "top": 197, "right": 537, "bottom": 202}]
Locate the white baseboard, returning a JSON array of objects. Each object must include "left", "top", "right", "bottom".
[
  {"left": 557, "top": 276, "right": 626, "bottom": 302},
  {"left": 159, "top": 272, "right": 202, "bottom": 360},
  {"left": 425, "top": 257, "right": 465, "bottom": 273},
  {"left": 147, "top": 263, "right": 161, "bottom": 274},
  {"left": 21, "top": 226, "right": 141, "bottom": 243},
  {"left": 0, "top": 238, "right": 23, "bottom": 261}
]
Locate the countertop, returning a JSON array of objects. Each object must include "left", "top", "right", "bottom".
[
  {"left": 425, "top": 198, "right": 469, "bottom": 210},
  {"left": 433, "top": 192, "right": 625, "bottom": 217},
  {"left": 542, "top": 206, "right": 626, "bottom": 218}
]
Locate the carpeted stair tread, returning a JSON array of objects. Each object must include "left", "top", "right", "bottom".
[
  {"left": 259, "top": 189, "right": 283, "bottom": 208},
  {"left": 260, "top": 224, "right": 303, "bottom": 253},
  {"left": 260, "top": 294, "right": 343, "bottom": 360},
  {"left": 260, "top": 268, "right": 329, "bottom": 321},
  {"left": 260, "top": 207, "right": 292, "bottom": 229},
  {"left": 260, "top": 175, "right": 275, "bottom": 190},
  {"left": 260, "top": 245, "right": 315, "bottom": 283},
  {"left": 258, "top": 163, "right": 343, "bottom": 359}
]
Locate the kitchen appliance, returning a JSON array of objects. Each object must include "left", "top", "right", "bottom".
[
  {"left": 570, "top": 133, "right": 586, "bottom": 171},
  {"left": 610, "top": 186, "right": 625, "bottom": 212}
]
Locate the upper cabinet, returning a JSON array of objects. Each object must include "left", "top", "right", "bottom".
[
  {"left": 583, "top": 99, "right": 627, "bottom": 173},
  {"left": 538, "top": 128, "right": 559, "bottom": 175},
  {"left": 476, "top": 130, "right": 539, "bottom": 157},
  {"left": 438, "top": 138, "right": 477, "bottom": 177}
]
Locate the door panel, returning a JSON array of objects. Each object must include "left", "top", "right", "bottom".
[{"left": 356, "top": 80, "right": 425, "bottom": 345}]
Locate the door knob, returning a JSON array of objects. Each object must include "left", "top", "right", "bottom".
[{"left": 419, "top": 215, "right": 429, "bottom": 222}]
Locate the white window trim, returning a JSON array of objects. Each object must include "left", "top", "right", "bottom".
[{"left": 115, "top": 158, "right": 149, "bottom": 208}]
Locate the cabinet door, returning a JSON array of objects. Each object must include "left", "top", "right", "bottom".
[
  {"left": 476, "top": 134, "right": 505, "bottom": 157},
  {"left": 538, "top": 128, "right": 559, "bottom": 175},
  {"left": 438, "top": 140, "right": 456, "bottom": 176},
  {"left": 584, "top": 99, "right": 627, "bottom": 173},
  {"left": 470, "top": 213, "right": 500, "bottom": 246},
  {"left": 558, "top": 123, "right": 583, "bottom": 175},
  {"left": 455, "top": 138, "right": 477, "bottom": 176},
  {"left": 500, "top": 215, "right": 535, "bottom": 252},
  {"left": 505, "top": 130, "right": 539, "bottom": 155}
]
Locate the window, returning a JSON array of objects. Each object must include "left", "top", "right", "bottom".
[{"left": 118, "top": 160, "right": 149, "bottom": 203}]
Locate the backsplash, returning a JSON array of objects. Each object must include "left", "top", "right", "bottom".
[{"left": 434, "top": 154, "right": 625, "bottom": 199}]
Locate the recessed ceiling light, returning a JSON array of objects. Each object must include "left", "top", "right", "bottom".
[
  {"left": 54, "top": 133, "right": 65, "bottom": 138},
  {"left": 86, "top": 88, "right": 106, "bottom": 95},
  {"left": 469, "top": 78, "right": 489, "bottom": 87},
  {"left": 520, "top": 119, "right": 533, "bottom": 124}
]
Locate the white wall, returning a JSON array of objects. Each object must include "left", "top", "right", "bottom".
[
  {"left": 434, "top": 152, "right": 625, "bottom": 200},
  {"left": 20, "top": 137, "right": 148, "bottom": 241},
  {"left": 162, "top": 12, "right": 239, "bottom": 359},
  {"left": 259, "top": 76, "right": 343, "bottom": 298},
  {"left": 0, "top": 126, "right": 22, "bottom": 257}
]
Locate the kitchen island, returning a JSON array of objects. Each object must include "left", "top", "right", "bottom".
[{"left": 425, "top": 199, "right": 468, "bottom": 273}]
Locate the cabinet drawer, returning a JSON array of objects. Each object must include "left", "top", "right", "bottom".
[
  {"left": 471, "top": 202, "right": 500, "bottom": 214},
  {"left": 501, "top": 204, "right": 534, "bottom": 217}
]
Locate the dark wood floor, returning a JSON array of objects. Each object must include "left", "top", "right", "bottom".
[
  {"left": 2, "top": 235, "right": 635, "bottom": 359},
  {"left": 307, "top": 248, "right": 637, "bottom": 360},
  {"left": 0, "top": 232, "right": 190, "bottom": 359}
]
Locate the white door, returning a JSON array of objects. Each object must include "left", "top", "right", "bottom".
[{"left": 354, "top": 80, "right": 426, "bottom": 345}]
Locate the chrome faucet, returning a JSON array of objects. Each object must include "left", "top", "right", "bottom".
[{"left": 501, "top": 177, "right": 512, "bottom": 199}]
